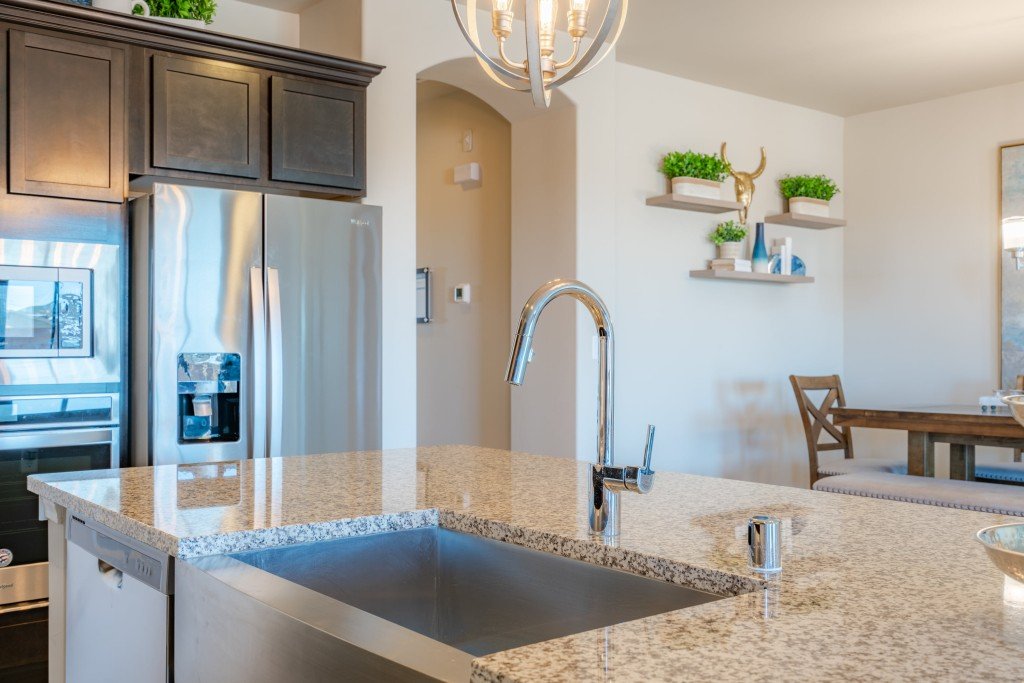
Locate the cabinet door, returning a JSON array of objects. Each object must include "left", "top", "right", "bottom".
[
  {"left": 151, "top": 55, "right": 261, "bottom": 178},
  {"left": 270, "top": 76, "right": 365, "bottom": 191},
  {"left": 8, "top": 30, "right": 125, "bottom": 202}
]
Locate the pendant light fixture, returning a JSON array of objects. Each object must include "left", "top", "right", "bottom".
[{"left": 450, "top": 0, "right": 627, "bottom": 108}]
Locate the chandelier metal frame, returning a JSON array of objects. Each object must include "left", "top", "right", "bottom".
[{"left": 450, "top": 0, "right": 628, "bottom": 107}]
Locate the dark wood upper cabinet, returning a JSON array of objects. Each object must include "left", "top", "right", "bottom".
[
  {"left": 8, "top": 30, "right": 125, "bottom": 202},
  {"left": 0, "top": 1, "right": 383, "bottom": 202},
  {"left": 151, "top": 55, "right": 261, "bottom": 179},
  {"left": 270, "top": 76, "right": 365, "bottom": 191}
]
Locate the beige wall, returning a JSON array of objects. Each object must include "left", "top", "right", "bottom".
[
  {"left": 416, "top": 85, "right": 512, "bottom": 449},
  {"left": 299, "top": 0, "right": 361, "bottom": 60},
  {"left": 844, "top": 81, "right": 1023, "bottom": 472}
]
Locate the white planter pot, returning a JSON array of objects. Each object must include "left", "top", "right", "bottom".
[
  {"left": 789, "top": 197, "right": 830, "bottom": 217},
  {"left": 147, "top": 15, "right": 208, "bottom": 29},
  {"left": 671, "top": 177, "right": 722, "bottom": 200},
  {"left": 718, "top": 242, "right": 743, "bottom": 260}
]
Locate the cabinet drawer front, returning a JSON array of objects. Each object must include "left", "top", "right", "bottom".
[
  {"left": 8, "top": 30, "right": 125, "bottom": 203},
  {"left": 152, "top": 55, "right": 261, "bottom": 179},
  {"left": 270, "top": 76, "right": 365, "bottom": 191}
]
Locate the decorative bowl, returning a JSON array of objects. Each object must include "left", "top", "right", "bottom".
[
  {"left": 977, "top": 523, "right": 1024, "bottom": 583},
  {"left": 1001, "top": 395, "right": 1024, "bottom": 427}
]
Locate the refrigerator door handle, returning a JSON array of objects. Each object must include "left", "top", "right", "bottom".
[
  {"left": 267, "top": 267, "right": 284, "bottom": 458},
  {"left": 250, "top": 267, "right": 267, "bottom": 459}
]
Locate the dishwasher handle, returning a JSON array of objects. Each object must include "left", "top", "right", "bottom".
[
  {"left": 67, "top": 516, "right": 172, "bottom": 595},
  {"left": 98, "top": 559, "right": 124, "bottom": 590}
]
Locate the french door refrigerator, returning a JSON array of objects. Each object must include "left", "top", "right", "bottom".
[{"left": 131, "top": 183, "right": 381, "bottom": 466}]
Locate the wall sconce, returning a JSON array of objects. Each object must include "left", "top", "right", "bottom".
[{"left": 1004, "top": 216, "right": 1024, "bottom": 270}]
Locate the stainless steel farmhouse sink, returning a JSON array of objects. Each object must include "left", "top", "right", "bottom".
[{"left": 176, "top": 527, "right": 723, "bottom": 682}]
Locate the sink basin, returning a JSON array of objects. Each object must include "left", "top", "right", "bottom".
[
  {"left": 230, "top": 527, "right": 721, "bottom": 657},
  {"left": 177, "top": 527, "right": 723, "bottom": 682}
]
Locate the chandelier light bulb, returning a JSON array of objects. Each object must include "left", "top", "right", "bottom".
[
  {"left": 453, "top": 0, "right": 628, "bottom": 108},
  {"left": 539, "top": 0, "right": 557, "bottom": 34}
]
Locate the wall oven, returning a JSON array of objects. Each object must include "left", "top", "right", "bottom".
[
  {"left": 0, "top": 239, "right": 119, "bottom": 391},
  {"left": 0, "top": 393, "right": 119, "bottom": 608},
  {"left": 0, "top": 265, "right": 92, "bottom": 358}
]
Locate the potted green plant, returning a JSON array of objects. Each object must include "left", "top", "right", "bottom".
[
  {"left": 778, "top": 174, "right": 840, "bottom": 217},
  {"left": 131, "top": 0, "right": 217, "bottom": 28},
  {"left": 660, "top": 150, "right": 731, "bottom": 200},
  {"left": 709, "top": 220, "right": 747, "bottom": 259}
]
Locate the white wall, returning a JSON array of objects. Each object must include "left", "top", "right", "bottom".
[
  {"left": 844, "top": 81, "right": 1023, "bottom": 471},
  {"left": 602, "top": 63, "right": 845, "bottom": 486},
  {"left": 361, "top": 2, "right": 581, "bottom": 453},
  {"left": 509, "top": 106, "right": 577, "bottom": 458},
  {"left": 214, "top": 0, "right": 300, "bottom": 46},
  {"left": 356, "top": 2, "right": 845, "bottom": 485}
]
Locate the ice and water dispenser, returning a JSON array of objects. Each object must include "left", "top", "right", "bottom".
[{"left": 176, "top": 353, "right": 241, "bottom": 443}]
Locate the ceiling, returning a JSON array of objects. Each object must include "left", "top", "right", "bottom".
[
  {"left": 615, "top": 0, "right": 1024, "bottom": 116},
  {"left": 242, "top": 0, "right": 1024, "bottom": 117}
]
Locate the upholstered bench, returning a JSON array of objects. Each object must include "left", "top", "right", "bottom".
[
  {"left": 812, "top": 471, "right": 1024, "bottom": 516},
  {"left": 976, "top": 462, "right": 1024, "bottom": 484}
]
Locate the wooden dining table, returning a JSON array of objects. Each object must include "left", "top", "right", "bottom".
[{"left": 831, "top": 404, "right": 1024, "bottom": 480}]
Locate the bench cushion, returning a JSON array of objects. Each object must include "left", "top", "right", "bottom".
[
  {"left": 813, "top": 471, "right": 1024, "bottom": 516},
  {"left": 975, "top": 462, "right": 1024, "bottom": 484},
  {"left": 817, "top": 457, "right": 907, "bottom": 477}
]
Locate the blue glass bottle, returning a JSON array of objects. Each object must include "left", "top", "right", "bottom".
[{"left": 752, "top": 222, "right": 770, "bottom": 273}]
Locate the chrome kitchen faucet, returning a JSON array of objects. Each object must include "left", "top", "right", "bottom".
[{"left": 505, "top": 279, "right": 656, "bottom": 537}]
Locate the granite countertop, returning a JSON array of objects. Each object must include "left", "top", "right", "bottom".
[{"left": 29, "top": 446, "right": 1024, "bottom": 682}]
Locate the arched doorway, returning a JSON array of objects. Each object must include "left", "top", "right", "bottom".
[{"left": 416, "top": 59, "right": 579, "bottom": 457}]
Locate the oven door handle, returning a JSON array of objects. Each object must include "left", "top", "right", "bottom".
[{"left": 0, "top": 427, "right": 119, "bottom": 468}]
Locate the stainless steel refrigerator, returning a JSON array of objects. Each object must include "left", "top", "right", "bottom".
[{"left": 130, "top": 183, "right": 381, "bottom": 466}]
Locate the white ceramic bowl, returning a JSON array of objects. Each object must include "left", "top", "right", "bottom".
[
  {"left": 977, "top": 523, "right": 1024, "bottom": 583},
  {"left": 1001, "top": 394, "right": 1024, "bottom": 427}
]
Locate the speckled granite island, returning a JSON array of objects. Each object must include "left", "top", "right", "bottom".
[{"left": 28, "top": 446, "right": 1024, "bottom": 681}]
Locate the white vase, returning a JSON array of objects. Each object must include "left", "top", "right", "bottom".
[
  {"left": 671, "top": 177, "right": 722, "bottom": 200},
  {"left": 718, "top": 242, "right": 743, "bottom": 260},
  {"left": 147, "top": 15, "right": 208, "bottom": 29},
  {"left": 789, "top": 197, "right": 830, "bottom": 217},
  {"left": 91, "top": 0, "right": 150, "bottom": 15}
]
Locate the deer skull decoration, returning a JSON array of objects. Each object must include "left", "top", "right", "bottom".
[{"left": 720, "top": 142, "right": 767, "bottom": 225}]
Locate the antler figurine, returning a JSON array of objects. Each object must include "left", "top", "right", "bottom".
[{"left": 721, "top": 142, "right": 767, "bottom": 225}]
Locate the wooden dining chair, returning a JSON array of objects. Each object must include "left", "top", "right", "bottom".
[{"left": 789, "top": 374, "right": 906, "bottom": 488}]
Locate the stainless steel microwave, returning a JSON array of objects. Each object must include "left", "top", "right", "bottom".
[{"left": 0, "top": 265, "right": 92, "bottom": 358}]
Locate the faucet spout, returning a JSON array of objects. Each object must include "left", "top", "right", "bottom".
[
  {"left": 505, "top": 279, "right": 614, "bottom": 467},
  {"left": 506, "top": 279, "right": 655, "bottom": 537}
]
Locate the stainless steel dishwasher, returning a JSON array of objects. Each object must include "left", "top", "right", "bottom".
[{"left": 65, "top": 515, "right": 172, "bottom": 683}]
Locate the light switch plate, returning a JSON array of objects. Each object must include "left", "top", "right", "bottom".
[
  {"left": 462, "top": 129, "right": 473, "bottom": 152},
  {"left": 453, "top": 284, "right": 471, "bottom": 303}
]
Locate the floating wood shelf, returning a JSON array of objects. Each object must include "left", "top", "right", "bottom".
[
  {"left": 763, "top": 212, "right": 846, "bottom": 229},
  {"left": 689, "top": 270, "right": 814, "bottom": 284},
  {"left": 646, "top": 194, "right": 742, "bottom": 214}
]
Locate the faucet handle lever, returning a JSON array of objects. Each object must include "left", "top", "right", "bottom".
[
  {"left": 641, "top": 424, "right": 655, "bottom": 472},
  {"left": 616, "top": 425, "right": 655, "bottom": 495}
]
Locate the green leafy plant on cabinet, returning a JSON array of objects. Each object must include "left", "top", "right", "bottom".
[{"left": 134, "top": 0, "right": 217, "bottom": 24}]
